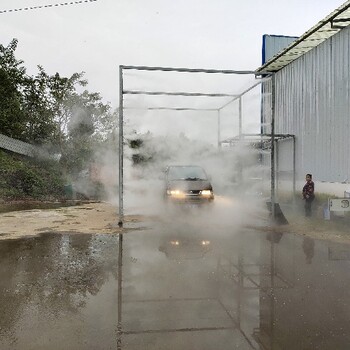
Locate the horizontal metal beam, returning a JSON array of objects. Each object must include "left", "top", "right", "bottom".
[
  {"left": 121, "top": 65, "right": 256, "bottom": 75},
  {"left": 218, "top": 79, "right": 269, "bottom": 111},
  {"left": 124, "top": 107, "right": 218, "bottom": 112},
  {"left": 242, "top": 133, "right": 295, "bottom": 139},
  {"left": 220, "top": 133, "right": 295, "bottom": 143},
  {"left": 123, "top": 90, "right": 238, "bottom": 98}
]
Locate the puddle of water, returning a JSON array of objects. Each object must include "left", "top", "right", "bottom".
[
  {"left": 0, "top": 232, "right": 120, "bottom": 349},
  {"left": 119, "top": 225, "right": 350, "bottom": 349},
  {"left": 1, "top": 222, "right": 350, "bottom": 349}
]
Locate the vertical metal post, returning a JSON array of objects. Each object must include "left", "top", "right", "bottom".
[
  {"left": 117, "top": 233, "right": 123, "bottom": 349},
  {"left": 238, "top": 97, "right": 242, "bottom": 139},
  {"left": 238, "top": 97, "right": 243, "bottom": 185},
  {"left": 271, "top": 74, "right": 276, "bottom": 219},
  {"left": 237, "top": 255, "right": 244, "bottom": 327},
  {"left": 117, "top": 234, "right": 123, "bottom": 322},
  {"left": 260, "top": 81, "right": 265, "bottom": 135},
  {"left": 292, "top": 136, "right": 296, "bottom": 206},
  {"left": 270, "top": 240, "right": 276, "bottom": 350},
  {"left": 275, "top": 139, "right": 279, "bottom": 197},
  {"left": 118, "top": 66, "right": 124, "bottom": 227},
  {"left": 217, "top": 110, "right": 221, "bottom": 148}
]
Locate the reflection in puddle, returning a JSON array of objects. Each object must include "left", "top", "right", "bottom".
[
  {"left": 0, "top": 232, "right": 119, "bottom": 349},
  {"left": 2, "top": 225, "right": 350, "bottom": 349},
  {"left": 118, "top": 225, "right": 350, "bottom": 349},
  {"left": 158, "top": 234, "right": 211, "bottom": 260}
]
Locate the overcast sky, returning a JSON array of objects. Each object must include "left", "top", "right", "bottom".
[
  {"left": 1, "top": 0, "right": 346, "bottom": 105},
  {"left": 0, "top": 0, "right": 346, "bottom": 144}
]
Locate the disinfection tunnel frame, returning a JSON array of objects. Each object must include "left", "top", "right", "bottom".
[{"left": 118, "top": 65, "right": 282, "bottom": 226}]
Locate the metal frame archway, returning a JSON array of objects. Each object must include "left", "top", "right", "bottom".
[{"left": 118, "top": 65, "right": 275, "bottom": 226}]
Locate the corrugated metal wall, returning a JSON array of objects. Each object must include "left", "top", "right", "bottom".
[{"left": 274, "top": 25, "right": 350, "bottom": 183}]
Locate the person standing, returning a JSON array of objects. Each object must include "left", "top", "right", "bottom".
[{"left": 302, "top": 173, "right": 315, "bottom": 217}]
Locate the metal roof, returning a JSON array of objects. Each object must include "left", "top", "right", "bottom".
[{"left": 256, "top": 1, "right": 350, "bottom": 73}]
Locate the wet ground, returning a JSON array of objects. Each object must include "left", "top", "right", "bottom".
[
  {"left": 0, "top": 200, "right": 80, "bottom": 214},
  {"left": 1, "top": 205, "right": 350, "bottom": 349}
]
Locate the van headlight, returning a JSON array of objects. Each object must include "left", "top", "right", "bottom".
[
  {"left": 200, "top": 190, "right": 212, "bottom": 197},
  {"left": 167, "top": 189, "right": 185, "bottom": 198}
]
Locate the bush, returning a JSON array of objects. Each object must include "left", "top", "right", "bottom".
[{"left": 0, "top": 150, "right": 65, "bottom": 200}]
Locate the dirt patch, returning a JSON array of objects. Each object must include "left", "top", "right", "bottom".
[
  {"left": 1, "top": 201, "right": 349, "bottom": 244},
  {"left": 288, "top": 219, "right": 350, "bottom": 245},
  {"left": 247, "top": 214, "right": 350, "bottom": 246},
  {"left": 0, "top": 202, "right": 145, "bottom": 240}
]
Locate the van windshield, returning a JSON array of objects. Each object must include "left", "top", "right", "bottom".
[{"left": 168, "top": 166, "right": 207, "bottom": 181}]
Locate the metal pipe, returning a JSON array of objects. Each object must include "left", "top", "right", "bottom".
[
  {"left": 117, "top": 233, "right": 123, "bottom": 322},
  {"left": 123, "top": 90, "right": 238, "bottom": 97},
  {"left": 217, "top": 110, "right": 221, "bottom": 148},
  {"left": 218, "top": 78, "right": 271, "bottom": 111},
  {"left": 120, "top": 64, "right": 256, "bottom": 75},
  {"left": 124, "top": 107, "right": 217, "bottom": 112},
  {"left": 293, "top": 135, "right": 296, "bottom": 205},
  {"left": 238, "top": 97, "right": 242, "bottom": 139},
  {"left": 276, "top": 139, "right": 279, "bottom": 198},
  {"left": 238, "top": 133, "right": 294, "bottom": 138},
  {"left": 118, "top": 66, "right": 124, "bottom": 227},
  {"left": 271, "top": 74, "right": 276, "bottom": 219},
  {"left": 270, "top": 241, "right": 276, "bottom": 350},
  {"left": 220, "top": 133, "right": 295, "bottom": 143},
  {"left": 117, "top": 233, "right": 123, "bottom": 349}
]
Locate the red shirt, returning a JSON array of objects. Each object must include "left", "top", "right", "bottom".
[{"left": 302, "top": 180, "right": 314, "bottom": 199}]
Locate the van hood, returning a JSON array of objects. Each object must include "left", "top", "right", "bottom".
[{"left": 167, "top": 180, "right": 212, "bottom": 191}]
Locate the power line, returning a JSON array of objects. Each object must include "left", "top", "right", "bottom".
[{"left": 0, "top": 0, "right": 98, "bottom": 14}]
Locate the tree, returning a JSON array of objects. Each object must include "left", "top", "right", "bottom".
[
  {"left": 45, "top": 75, "right": 115, "bottom": 176},
  {"left": 21, "top": 70, "right": 58, "bottom": 145},
  {"left": 0, "top": 38, "right": 118, "bottom": 182},
  {"left": 0, "top": 40, "right": 57, "bottom": 144},
  {"left": 0, "top": 39, "right": 27, "bottom": 139}
]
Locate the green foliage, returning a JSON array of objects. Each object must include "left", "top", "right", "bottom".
[
  {"left": 0, "top": 38, "right": 118, "bottom": 184},
  {"left": 0, "top": 150, "right": 65, "bottom": 200},
  {"left": 0, "top": 39, "right": 27, "bottom": 139}
]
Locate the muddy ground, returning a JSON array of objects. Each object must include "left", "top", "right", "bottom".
[
  {"left": 0, "top": 201, "right": 349, "bottom": 245},
  {"left": 1, "top": 200, "right": 350, "bottom": 349},
  {"left": 0, "top": 202, "right": 144, "bottom": 240}
]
